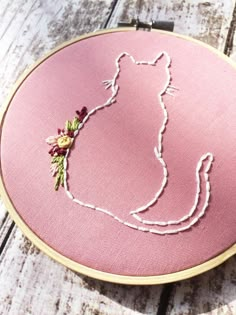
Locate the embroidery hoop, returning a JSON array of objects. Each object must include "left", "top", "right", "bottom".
[{"left": 0, "top": 27, "right": 235, "bottom": 285}]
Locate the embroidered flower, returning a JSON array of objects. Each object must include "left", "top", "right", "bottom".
[
  {"left": 57, "top": 135, "right": 72, "bottom": 149},
  {"left": 46, "top": 107, "right": 88, "bottom": 190},
  {"left": 46, "top": 135, "right": 59, "bottom": 145}
]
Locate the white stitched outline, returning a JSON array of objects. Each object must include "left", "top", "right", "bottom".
[{"left": 62, "top": 52, "right": 214, "bottom": 235}]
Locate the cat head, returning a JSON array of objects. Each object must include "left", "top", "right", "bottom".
[{"left": 103, "top": 51, "right": 172, "bottom": 97}]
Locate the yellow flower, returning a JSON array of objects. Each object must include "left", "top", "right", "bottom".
[{"left": 57, "top": 135, "right": 72, "bottom": 149}]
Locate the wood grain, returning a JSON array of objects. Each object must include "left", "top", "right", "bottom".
[
  {"left": 0, "top": 228, "right": 161, "bottom": 315},
  {"left": 225, "top": 3, "right": 236, "bottom": 60},
  {"left": 167, "top": 256, "right": 236, "bottom": 315},
  {"left": 0, "top": 0, "right": 236, "bottom": 314},
  {"left": 107, "top": 0, "right": 234, "bottom": 50},
  {"left": 0, "top": 211, "right": 14, "bottom": 254},
  {"left": 0, "top": 200, "right": 8, "bottom": 229}
]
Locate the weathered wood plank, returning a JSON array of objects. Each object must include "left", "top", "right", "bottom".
[
  {"left": 0, "top": 0, "right": 115, "bottom": 227},
  {"left": 0, "top": 1, "right": 164, "bottom": 314},
  {"left": 0, "top": 228, "right": 162, "bottom": 315},
  {"left": 107, "top": 0, "right": 234, "bottom": 50},
  {"left": 0, "top": 214, "right": 14, "bottom": 248},
  {"left": 225, "top": 3, "right": 236, "bottom": 60},
  {"left": 0, "top": 0, "right": 115, "bottom": 104},
  {"left": 166, "top": 256, "right": 236, "bottom": 315},
  {"left": 108, "top": 1, "right": 236, "bottom": 314},
  {"left": 0, "top": 200, "right": 8, "bottom": 229}
]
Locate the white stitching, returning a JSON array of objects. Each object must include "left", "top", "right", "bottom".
[{"left": 62, "top": 52, "right": 214, "bottom": 235}]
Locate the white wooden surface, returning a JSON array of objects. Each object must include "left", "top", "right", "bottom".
[{"left": 0, "top": 1, "right": 235, "bottom": 314}]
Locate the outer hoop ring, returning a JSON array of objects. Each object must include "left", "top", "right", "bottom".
[{"left": 0, "top": 27, "right": 235, "bottom": 285}]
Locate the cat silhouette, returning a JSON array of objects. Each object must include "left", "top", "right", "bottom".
[{"left": 62, "top": 52, "right": 214, "bottom": 235}]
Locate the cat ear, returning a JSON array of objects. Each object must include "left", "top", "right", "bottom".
[
  {"left": 102, "top": 53, "right": 134, "bottom": 90},
  {"left": 151, "top": 52, "right": 170, "bottom": 67}
]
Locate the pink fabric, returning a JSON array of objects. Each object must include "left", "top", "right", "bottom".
[{"left": 1, "top": 31, "right": 236, "bottom": 276}]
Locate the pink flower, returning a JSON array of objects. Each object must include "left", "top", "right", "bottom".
[{"left": 46, "top": 135, "right": 59, "bottom": 145}]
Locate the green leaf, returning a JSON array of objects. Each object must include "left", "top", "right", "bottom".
[
  {"left": 51, "top": 156, "right": 60, "bottom": 163},
  {"left": 54, "top": 169, "right": 65, "bottom": 190},
  {"left": 54, "top": 173, "right": 61, "bottom": 191},
  {"left": 72, "top": 117, "right": 80, "bottom": 131},
  {"left": 65, "top": 120, "right": 72, "bottom": 131},
  {"left": 57, "top": 156, "right": 64, "bottom": 166}
]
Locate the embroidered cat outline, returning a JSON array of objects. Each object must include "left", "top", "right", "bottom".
[{"left": 46, "top": 51, "right": 214, "bottom": 235}]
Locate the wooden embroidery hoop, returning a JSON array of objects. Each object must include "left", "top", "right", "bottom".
[{"left": 0, "top": 27, "right": 235, "bottom": 285}]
